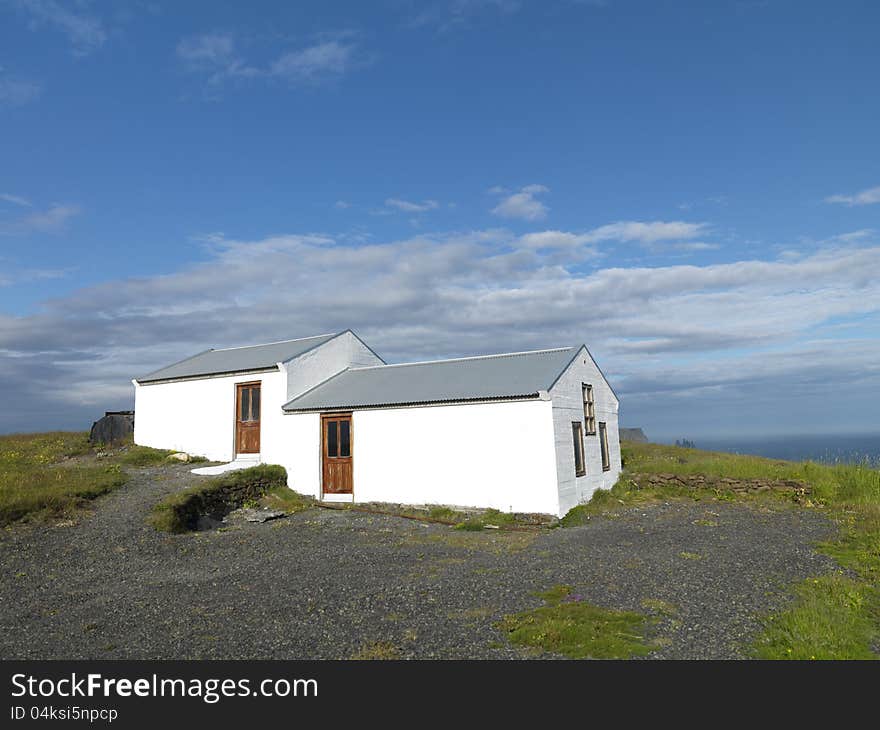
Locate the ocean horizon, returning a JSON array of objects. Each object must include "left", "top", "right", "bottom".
[{"left": 657, "top": 432, "right": 880, "bottom": 467}]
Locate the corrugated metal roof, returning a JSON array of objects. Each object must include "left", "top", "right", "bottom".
[
  {"left": 137, "top": 332, "right": 339, "bottom": 383},
  {"left": 282, "top": 346, "right": 580, "bottom": 412}
]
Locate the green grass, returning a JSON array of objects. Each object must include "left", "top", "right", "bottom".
[
  {"left": 260, "top": 484, "right": 316, "bottom": 514},
  {"left": 454, "top": 508, "right": 518, "bottom": 531},
  {"left": 0, "top": 431, "right": 127, "bottom": 525},
  {"left": 754, "top": 576, "right": 879, "bottom": 660},
  {"left": 496, "top": 585, "right": 652, "bottom": 659},
  {"left": 566, "top": 441, "right": 880, "bottom": 659},
  {"left": 112, "top": 445, "right": 177, "bottom": 466},
  {"left": 148, "top": 464, "right": 288, "bottom": 533},
  {"left": 620, "top": 441, "right": 879, "bottom": 506}
]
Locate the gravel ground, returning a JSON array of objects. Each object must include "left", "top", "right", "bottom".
[{"left": 0, "top": 464, "right": 840, "bottom": 659}]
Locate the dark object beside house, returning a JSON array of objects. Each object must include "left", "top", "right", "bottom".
[
  {"left": 619, "top": 428, "right": 649, "bottom": 443},
  {"left": 89, "top": 411, "right": 134, "bottom": 446}
]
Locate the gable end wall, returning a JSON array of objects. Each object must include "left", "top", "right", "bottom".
[
  {"left": 283, "top": 331, "right": 383, "bottom": 402},
  {"left": 549, "top": 348, "right": 621, "bottom": 515}
]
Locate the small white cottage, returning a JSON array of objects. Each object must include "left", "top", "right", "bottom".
[{"left": 133, "top": 330, "right": 621, "bottom": 517}]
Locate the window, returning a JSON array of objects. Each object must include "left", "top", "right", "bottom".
[
  {"left": 238, "top": 384, "right": 260, "bottom": 422},
  {"left": 339, "top": 419, "right": 351, "bottom": 458},
  {"left": 582, "top": 383, "right": 596, "bottom": 435},
  {"left": 327, "top": 419, "right": 338, "bottom": 456},
  {"left": 572, "top": 422, "right": 586, "bottom": 477},
  {"left": 599, "top": 421, "right": 610, "bottom": 472},
  {"left": 325, "top": 416, "right": 352, "bottom": 459}
]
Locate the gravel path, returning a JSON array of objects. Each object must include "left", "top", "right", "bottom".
[{"left": 0, "top": 464, "right": 839, "bottom": 659}]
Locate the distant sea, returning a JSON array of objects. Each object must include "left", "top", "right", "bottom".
[{"left": 671, "top": 433, "right": 880, "bottom": 467}]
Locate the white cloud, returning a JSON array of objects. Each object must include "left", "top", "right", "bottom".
[
  {"left": 8, "top": 0, "right": 107, "bottom": 56},
  {"left": 271, "top": 40, "right": 355, "bottom": 83},
  {"left": 0, "top": 71, "right": 41, "bottom": 107},
  {"left": 825, "top": 185, "right": 880, "bottom": 207},
  {"left": 176, "top": 32, "right": 236, "bottom": 66},
  {"left": 176, "top": 32, "right": 261, "bottom": 88},
  {"left": 334, "top": 200, "right": 351, "bottom": 209},
  {"left": 177, "top": 32, "right": 359, "bottom": 92},
  {"left": 409, "top": 0, "right": 522, "bottom": 31},
  {"left": 515, "top": 221, "right": 711, "bottom": 253},
  {"left": 0, "top": 192, "right": 32, "bottom": 207},
  {"left": 490, "top": 184, "right": 549, "bottom": 221},
  {"left": 668, "top": 242, "right": 719, "bottom": 252},
  {"left": 0, "top": 266, "right": 70, "bottom": 288},
  {"left": 385, "top": 198, "right": 440, "bottom": 213},
  {"left": 581, "top": 220, "right": 708, "bottom": 244},
  {"left": 0, "top": 203, "right": 81, "bottom": 234},
  {"left": 516, "top": 230, "right": 592, "bottom": 250}
]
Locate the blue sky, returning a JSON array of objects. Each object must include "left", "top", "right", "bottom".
[{"left": 1, "top": 0, "right": 879, "bottom": 439}]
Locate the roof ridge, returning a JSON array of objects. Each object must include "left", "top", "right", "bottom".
[
  {"left": 212, "top": 333, "right": 337, "bottom": 352},
  {"left": 349, "top": 346, "right": 576, "bottom": 371}
]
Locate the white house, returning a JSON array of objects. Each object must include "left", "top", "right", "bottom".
[{"left": 133, "top": 330, "right": 621, "bottom": 517}]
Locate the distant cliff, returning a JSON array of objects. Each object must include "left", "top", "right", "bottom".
[{"left": 619, "top": 428, "right": 649, "bottom": 443}]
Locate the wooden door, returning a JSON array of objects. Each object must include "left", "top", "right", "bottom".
[
  {"left": 235, "top": 382, "right": 261, "bottom": 454},
  {"left": 322, "top": 413, "right": 353, "bottom": 494}
]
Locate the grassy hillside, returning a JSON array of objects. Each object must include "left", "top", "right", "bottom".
[
  {"left": 577, "top": 441, "right": 880, "bottom": 659},
  {"left": 0, "top": 431, "right": 176, "bottom": 525}
]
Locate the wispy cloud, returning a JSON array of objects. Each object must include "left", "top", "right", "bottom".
[
  {"left": 176, "top": 32, "right": 261, "bottom": 87},
  {"left": 0, "top": 69, "right": 41, "bottom": 108},
  {"left": 176, "top": 31, "right": 237, "bottom": 67},
  {"left": 6, "top": 0, "right": 107, "bottom": 56},
  {"left": 490, "top": 184, "right": 549, "bottom": 221},
  {"left": 0, "top": 203, "right": 81, "bottom": 234},
  {"left": 668, "top": 241, "right": 719, "bottom": 252},
  {"left": 271, "top": 40, "right": 356, "bottom": 83},
  {"left": 0, "top": 192, "right": 32, "bottom": 207},
  {"left": 385, "top": 198, "right": 440, "bottom": 213},
  {"left": 515, "top": 221, "right": 709, "bottom": 251},
  {"left": 0, "top": 266, "right": 71, "bottom": 287},
  {"left": 580, "top": 220, "right": 708, "bottom": 244},
  {"left": 825, "top": 185, "right": 880, "bottom": 207},
  {"left": 410, "top": 0, "right": 523, "bottom": 32},
  {"left": 177, "top": 31, "right": 361, "bottom": 93}
]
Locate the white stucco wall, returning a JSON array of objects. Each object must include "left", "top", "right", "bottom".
[
  {"left": 349, "top": 400, "right": 560, "bottom": 515},
  {"left": 283, "top": 331, "right": 383, "bottom": 401},
  {"left": 549, "top": 347, "right": 622, "bottom": 515},
  {"left": 133, "top": 370, "right": 288, "bottom": 463},
  {"left": 268, "top": 412, "right": 322, "bottom": 498}
]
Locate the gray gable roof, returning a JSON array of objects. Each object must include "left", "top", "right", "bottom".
[
  {"left": 282, "top": 346, "right": 581, "bottom": 412},
  {"left": 137, "top": 332, "right": 339, "bottom": 383}
]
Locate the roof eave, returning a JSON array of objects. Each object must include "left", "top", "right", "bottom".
[{"left": 135, "top": 364, "right": 281, "bottom": 386}]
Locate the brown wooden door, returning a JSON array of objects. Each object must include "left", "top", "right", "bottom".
[
  {"left": 322, "top": 413, "right": 353, "bottom": 494},
  {"left": 235, "top": 382, "right": 261, "bottom": 454}
]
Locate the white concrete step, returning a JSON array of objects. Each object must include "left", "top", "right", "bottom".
[
  {"left": 322, "top": 493, "right": 354, "bottom": 503},
  {"left": 191, "top": 455, "right": 261, "bottom": 476}
]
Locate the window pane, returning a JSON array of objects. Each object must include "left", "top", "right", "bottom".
[
  {"left": 339, "top": 420, "right": 351, "bottom": 457},
  {"left": 599, "top": 422, "right": 610, "bottom": 470},
  {"left": 251, "top": 387, "right": 260, "bottom": 421},
  {"left": 572, "top": 422, "right": 585, "bottom": 476},
  {"left": 240, "top": 388, "right": 250, "bottom": 421},
  {"left": 327, "top": 421, "right": 338, "bottom": 457}
]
